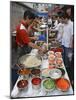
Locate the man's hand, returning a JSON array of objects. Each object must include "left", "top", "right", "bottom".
[
  {"left": 29, "top": 36, "right": 38, "bottom": 41},
  {"left": 28, "top": 42, "right": 47, "bottom": 54}
]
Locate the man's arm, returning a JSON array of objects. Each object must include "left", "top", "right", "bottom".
[
  {"left": 28, "top": 42, "right": 42, "bottom": 50},
  {"left": 29, "top": 36, "right": 38, "bottom": 41}
]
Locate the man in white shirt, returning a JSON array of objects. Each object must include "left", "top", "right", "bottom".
[
  {"left": 61, "top": 13, "right": 73, "bottom": 67},
  {"left": 55, "top": 15, "right": 64, "bottom": 43},
  {"left": 56, "top": 22, "right": 64, "bottom": 43}
]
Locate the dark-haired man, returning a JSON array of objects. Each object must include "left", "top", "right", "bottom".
[{"left": 16, "top": 10, "right": 46, "bottom": 57}]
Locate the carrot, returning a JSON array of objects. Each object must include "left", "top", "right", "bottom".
[{"left": 56, "top": 78, "right": 70, "bottom": 91}]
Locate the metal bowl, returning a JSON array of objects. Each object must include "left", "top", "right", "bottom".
[{"left": 18, "top": 54, "right": 42, "bottom": 68}]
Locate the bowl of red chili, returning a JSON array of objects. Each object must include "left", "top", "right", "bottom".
[{"left": 31, "top": 77, "right": 42, "bottom": 90}]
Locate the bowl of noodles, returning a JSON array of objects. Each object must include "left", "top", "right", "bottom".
[{"left": 18, "top": 54, "right": 42, "bottom": 68}]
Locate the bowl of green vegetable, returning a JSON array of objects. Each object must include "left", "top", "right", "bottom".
[{"left": 42, "top": 78, "right": 55, "bottom": 92}]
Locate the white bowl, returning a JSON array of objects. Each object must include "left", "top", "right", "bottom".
[{"left": 49, "top": 68, "right": 62, "bottom": 80}]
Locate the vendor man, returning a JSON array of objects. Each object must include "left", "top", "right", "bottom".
[{"left": 16, "top": 10, "right": 46, "bottom": 57}]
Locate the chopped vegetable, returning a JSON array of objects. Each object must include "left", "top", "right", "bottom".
[
  {"left": 56, "top": 78, "right": 70, "bottom": 91},
  {"left": 43, "top": 78, "right": 55, "bottom": 89},
  {"left": 18, "top": 69, "right": 30, "bottom": 75}
]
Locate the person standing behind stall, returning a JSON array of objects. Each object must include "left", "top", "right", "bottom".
[
  {"left": 16, "top": 10, "right": 45, "bottom": 57},
  {"left": 61, "top": 13, "right": 73, "bottom": 67},
  {"left": 55, "top": 14, "right": 64, "bottom": 43}
]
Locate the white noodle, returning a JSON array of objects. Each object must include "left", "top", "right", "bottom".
[{"left": 22, "top": 56, "right": 41, "bottom": 67}]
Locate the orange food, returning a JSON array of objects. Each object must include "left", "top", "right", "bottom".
[
  {"left": 56, "top": 78, "right": 70, "bottom": 91},
  {"left": 18, "top": 69, "right": 30, "bottom": 75}
]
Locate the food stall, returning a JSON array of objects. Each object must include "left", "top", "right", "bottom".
[{"left": 11, "top": 2, "right": 74, "bottom": 98}]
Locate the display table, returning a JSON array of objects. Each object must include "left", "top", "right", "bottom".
[{"left": 11, "top": 49, "right": 73, "bottom": 98}]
